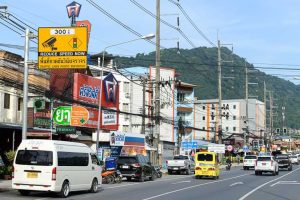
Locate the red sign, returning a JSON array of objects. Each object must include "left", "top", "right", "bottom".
[
  {"left": 73, "top": 73, "right": 119, "bottom": 130},
  {"left": 76, "top": 20, "right": 91, "bottom": 44}
]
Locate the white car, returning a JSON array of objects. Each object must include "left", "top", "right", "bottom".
[
  {"left": 12, "top": 140, "right": 102, "bottom": 198},
  {"left": 255, "top": 155, "right": 279, "bottom": 176},
  {"left": 290, "top": 155, "right": 299, "bottom": 165},
  {"left": 243, "top": 155, "right": 257, "bottom": 170}
]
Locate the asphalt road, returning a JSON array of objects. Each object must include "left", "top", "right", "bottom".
[{"left": 1, "top": 165, "right": 300, "bottom": 200}]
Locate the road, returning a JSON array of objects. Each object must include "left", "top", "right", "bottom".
[{"left": 1, "top": 165, "right": 300, "bottom": 200}]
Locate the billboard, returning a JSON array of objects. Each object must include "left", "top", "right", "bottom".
[
  {"left": 38, "top": 26, "right": 87, "bottom": 69},
  {"left": 110, "top": 131, "right": 145, "bottom": 147},
  {"left": 73, "top": 73, "right": 119, "bottom": 130}
]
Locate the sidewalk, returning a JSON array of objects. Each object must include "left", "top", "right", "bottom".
[{"left": 0, "top": 180, "right": 12, "bottom": 191}]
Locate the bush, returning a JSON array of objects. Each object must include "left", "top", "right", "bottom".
[{"left": 5, "top": 150, "right": 15, "bottom": 165}]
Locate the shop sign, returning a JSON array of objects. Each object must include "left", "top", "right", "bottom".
[
  {"left": 34, "top": 118, "right": 51, "bottom": 128},
  {"left": 56, "top": 126, "right": 76, "bottom": 134},
  {"left": 53, "top": 106, "right": 89, "bottom": 126},
  {"left": 110, "top": 131, "right": 126, "bottom": 146},
  {"left": 102, "top": 110, "right": 117, "bottom": 126}
]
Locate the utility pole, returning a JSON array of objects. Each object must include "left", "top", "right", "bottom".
[
  {"left": 141, "top": 77, "right": 146, "bottom": 135},
  {"left": 217, "top": 40, "right": 222, "bottom": 145},
  {"left": 269, "top": 91, "right": 273, "bottom": 151},
  {"left": 263, "top": 81, "right": 267, "bottom": 145},
  {"left": 245, "top": 60, "right": 248, "bottom": 146},
  {"left": 22, "top": 28, "right": 30, "bottom": 140},
  {"left": 154, "top": 0, "right": 161, "bottom": 165}
]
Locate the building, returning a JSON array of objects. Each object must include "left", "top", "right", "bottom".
[
  {"left": 0, "top": 50, "right": 49, "bottom": 152},
  {"left": 194, "top": 99, "right": 265, "bottom": 146}
]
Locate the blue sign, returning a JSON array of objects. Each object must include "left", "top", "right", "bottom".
[{"left": 181, "top": 141, "right": 197, "bottom": 149}]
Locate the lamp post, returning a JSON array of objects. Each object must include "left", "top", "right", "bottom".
[{"left": 95, "top": 34, "right": 155, "bottom": 156}]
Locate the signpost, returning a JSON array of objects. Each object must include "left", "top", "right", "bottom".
[
  {"left": 38, "top": 26, "right": 87, "bottom": 69},
  {"left": 181, "top": 141, "right": 198, "bottom": 150},
  {"left": 53, "top": 106, "right": 89, "bottom": 126},
  {"left": 207, "top": 144, "right": 225, "bottom": 153}
]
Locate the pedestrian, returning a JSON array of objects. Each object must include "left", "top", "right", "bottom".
[{"left": 236, "top": 154, "right": 240, "bottom": 165}]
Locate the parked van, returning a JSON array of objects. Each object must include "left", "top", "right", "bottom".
[{"left": 12, "top": 140, "right": 102, "bottom": 197}]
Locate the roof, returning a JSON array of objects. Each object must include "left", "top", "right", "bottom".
[{"left": 179, "top": 82, "right": 197, "bottom": 88}]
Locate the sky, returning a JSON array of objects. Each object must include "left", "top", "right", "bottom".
[{"left": 1, "top": 0, "right": 300, "bottom": 83}]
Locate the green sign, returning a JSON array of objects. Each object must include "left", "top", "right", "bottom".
[
  {"left": 34, "top": 118, "right": 51, "bottom": 128},
  {"left": 56, "top": 126, "right": 76, "bottom": 134},
  {"left": 53, "top": 106, "right": 72, "bottom": 125}
]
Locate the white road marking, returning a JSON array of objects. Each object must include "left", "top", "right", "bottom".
[
  {"left": 142, "top": 173, "right": 250, "bottom": 200},
  {"left": 238, "top": 167, "right": 300, "bottom": 200},
  {"left": 230, "top": 182, "right": 244, "bottom": 187},
  {"left": 270, "top": 181, "right": 299, "bottom": 187},
  {"left": 171, "top": 180, "right": 191, "bottom": 185}
]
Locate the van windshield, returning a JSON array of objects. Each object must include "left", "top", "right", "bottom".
[
  {"left": 16, "top": 150, "right": 53, "bottom": 166},
  {"left": 197, "top": 154, "right": 213, "bottom": 162}
]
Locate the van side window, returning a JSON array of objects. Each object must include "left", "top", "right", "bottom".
[
  {"left": 57, "top": 152, "right": 89, "bottom": 166},
  {"left": 91, "top": 154, "right": 100, "bottom": 165}
]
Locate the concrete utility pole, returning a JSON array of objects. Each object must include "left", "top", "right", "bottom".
[
  {"left": 22, "top": 28, "right": 30, "bottom": 140},
  {"left": 217, "top": 40, "right": 222, "bottom": 145},
  {"left": 269, "top": 91, "right": 273, "bottom": 150},
  {"left": 154, "top": 0, "right": 161, "bottom": 165},
  {"left": 245, "top": 60, "right": 248, "bottom": 146},
  {"left": 263, "top": 81, "right": 267, "bottom": 145},
  {"left": 141, "top": 77, "right": 146, "bottom": 135}
]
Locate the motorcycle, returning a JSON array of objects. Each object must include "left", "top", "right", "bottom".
[
  {"left": 102, "top": 169, "right": 123, "bottom": 184},
  {"left": 154, "top": 165, "right": 162, "bottom": 178},
  {"left": 226, "top": 163, "right": 232, "bottom": 171}
]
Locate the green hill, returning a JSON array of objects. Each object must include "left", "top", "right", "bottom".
[{"left": 115, "top": 47, "right": 300, "bottom": 130}]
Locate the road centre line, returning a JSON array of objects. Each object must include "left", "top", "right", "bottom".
[
  {"left": 142, "top": 173, "right": 250, "bottom": 200},
  {"left": 230, "top": 182, "right": 244, "bottom": 187},
  {"left": 172, "top": 180, "right": 191, "bottom": 185},
  {"left": 238, "top": 167, "right": 300, "bottom": 200}
]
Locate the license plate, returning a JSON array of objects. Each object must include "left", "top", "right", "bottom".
[
  {"left": 173, "top": 167, "right": 178, "bottom": 170},
  {"left": 122, "top": 165, "right": 129, "bottom": 169},
  {"left": 27, "top": 172, "right": 38, "bottom": 178},
  {"left": 262, "top": 163, "right": 266, "bottom": 166}
]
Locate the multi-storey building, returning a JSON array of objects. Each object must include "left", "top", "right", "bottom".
[{"left": 194, "top": 99, "right": 265, "bottom": 145}]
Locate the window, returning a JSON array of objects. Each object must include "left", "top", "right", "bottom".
[
  {"left": 177, "top": 92, "right": 185, "bottom": 102},
  {"left": 18, "top": 98, "right": 23, "bottom": 111},
  {"left": 16, "top": 150, "right": 53, "bottom": 166},
  {"left": 91, "top": 154, "right": 100, "bottom": 165},
  {"left": 233, "top": 105, "right": 236, "bottom": 109},
  {"left": 202, "top": 106, "right": 205, "bottom": 110},
  {"left": 202, "top": 116, "right": 205, "bottom": 120},
  {"left": 197, "top": 154, "right": 213, "bottom": 161},
  {"left": 123, "top": 82, "right": 130, "bottom": 93},
  {"left": 233, "top": 127, "right": 236, "bottom": 131},
  {"left": 58, "top": 152, "right": 89, "bottom": 166},
  {"left": 4, "top": 93, "right": 10, "bottom": 109},
  {"left": 123, "top": 125, "right": 129, "bottom": 132},
  {"left": 123, "top": 103, "right": 129, "bottom": 112},
  {"left": 174, "top": 155, "right": 189, "bottom": 160},
  {"left": 233, "top": 116, "right": 236, "bottom": 120},
  {"left": 226, "top": 127, "right": 229, "bottom": 131}
]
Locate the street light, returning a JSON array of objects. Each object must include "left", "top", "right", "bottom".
[{"left": 95, "top": 34, "right": 155, "bottom": 156}]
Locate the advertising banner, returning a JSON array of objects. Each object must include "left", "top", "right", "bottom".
[
  {"left": 102, "top": 110, "right": 117, "bottom": 126},
  {"left": 110, "top": 131, "right": 145, "bottom": 147}
]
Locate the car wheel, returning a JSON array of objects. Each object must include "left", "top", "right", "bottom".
[
  {"left": 289, "top": 166, "right": 292, "bottom": 171},
  {"left": 59, "top": 180, "right": 70, "bottom": 198},
  {"left": 126, "top": 177, "right": 132, "bottom": 181},
  {"left": 276, "top": 170, "right": 279, "bottom": 175},
  {"left": 149, "top": 172, "right": 157, "bottom": 181},
  {"left": 255, "top": 171, "right": 258, "bottom": 175},
  {"left": 243, "top": 167, "right": 246, "bottom": 170},
  {"left": 18, "top": 190, "right": 31, "bottom": 196},
  {"left": 168, "top": 170, "right": 172, "bottom": 175},
  {"left": 89, "top": 178, "right": 98, "bottom": 193},
  {"left": 186, "top": 168, "right": 191, "bottom": 175},
  {"left": 272, "top": 171, "right": 276, "bottom": 176}
]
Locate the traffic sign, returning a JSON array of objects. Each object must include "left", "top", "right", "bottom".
[
  {"left": 227, "top": 145, "right": 233, "bottom": 152},
  {"left": 243, "top": 145, "right": 249, "bottom": 152},
  {"left": 38, "top": 26, "right": 87, "bottom": 69},
  {"left": 181, "top": 141, "right": 198, "bottom": 150},
  {"left": 53, "top": 106, "right": 89, "bottom": 126}
]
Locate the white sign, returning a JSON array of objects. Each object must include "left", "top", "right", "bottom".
[
  {"left": 227, "top": 145, "right": 233, "bottom": 152},
  {"left": 110, "top": 131, "right": 125, "bottom": 146},
  {"left": 102, "top": 110, "right": 117, "bottom": 125},
  {"left": 208, "top": 144, "right": 225, "bottom": 153}
]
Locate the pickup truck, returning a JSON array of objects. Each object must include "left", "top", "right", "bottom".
[
  {"left": 275, "top": 154, "right": 292, "bottom": 171},
  {"left": 167, "top": 155, "right": 195, "bottom": 175}
]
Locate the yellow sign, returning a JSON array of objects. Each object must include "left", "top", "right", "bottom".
[{"left": 38, "top": 27, "right": 87, "bottom": 69}]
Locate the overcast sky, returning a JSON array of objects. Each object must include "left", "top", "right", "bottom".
[{"left": 1, "top": 0, "right": 300, "bottom": 83}]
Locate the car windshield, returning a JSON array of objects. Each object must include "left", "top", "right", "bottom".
[
  {"left": 244, "top": 156, "right": 257, "bottom": 159},
  {"left": 174, "top": 155, "right": 189, "bottom": 160},
  {"left": 257, "top": 157, "right": 271, "bottom": 161},
  {"left": 15, "top": 150, "right": 53, "bottom": 166},
  {"left": 117, "top": 157, "right": 137, "bottom": 164},
  {"left": 197, "top": 154, "right": 213, "bottom": 161}
]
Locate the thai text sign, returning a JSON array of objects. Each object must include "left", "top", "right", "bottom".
[
  {"left": 53, "top": 106, "right": 89, "bottom": 126},
  {"left": 38, "top": 27, "right": 87, "bottom": 69}
]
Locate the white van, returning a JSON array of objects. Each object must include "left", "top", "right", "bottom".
[{"left": 12, "top": 139, "right": 102, "bottom": 198}]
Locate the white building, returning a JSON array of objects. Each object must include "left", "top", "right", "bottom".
[{"left": 194, "top": 99, "right": 265, "bottom": 145}]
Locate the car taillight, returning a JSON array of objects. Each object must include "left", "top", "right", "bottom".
[
  {"left": 271, "top": 161, "right": 273, "bottom": 166},
  {"left": 255, "top": 160, "right": 257, "bottom": 166},
  {"left": 133, "top": 163, "right": 141, "bottom": 168},
  {"left": 12, "top": 166, "right": 14, "bottom": 179},
  {"left": 195, "top": 167, "right": 201, "bottom": 170},
  {"left": 208, "top": 168, "right": 215, "bottom": 171},
  {"left": 52, "top": 167, "right": 56, "bottom": 181}
]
